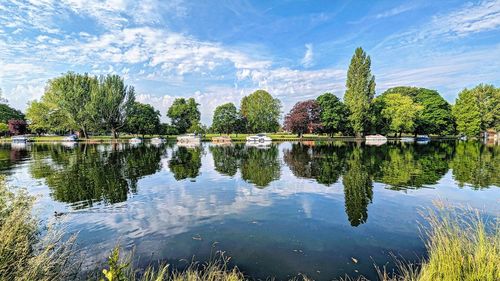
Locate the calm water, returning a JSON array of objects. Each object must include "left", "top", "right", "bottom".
[{"left": 1, "top": 141, "right": 499, "bottom": 280}]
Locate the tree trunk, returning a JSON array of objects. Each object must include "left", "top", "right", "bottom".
[
  {"left": 399, "top": 132, "right": 402, "bottom": 138},
  {"left": 356, "top": 132, "right": 362, "bottom": 139},
  {"left": 81, "top": 127, "right": 88, "bottom": 139},
  {"left": 111, "top": 128, "right": 117, "bottom": 139}
]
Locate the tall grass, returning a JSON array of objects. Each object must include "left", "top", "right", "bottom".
[
  {"left": 416, "top": 203, "right": 499, "bottom": 281},
  {"left": 0, "top": 175, "right": 77, "bottom": 280}
]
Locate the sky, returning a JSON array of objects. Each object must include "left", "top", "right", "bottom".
[{"left": 0, "top": 0, "right": 499, "bottom": 124}]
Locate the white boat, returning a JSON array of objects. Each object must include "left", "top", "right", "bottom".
[
  {"left": 129, "top": 137, "right": 142, "bottom": 144},
  {"left": 246, "top": 133, "right": 272, "bottom": 143},
  {"left": 177, "top": 134, "right": 201, "bottom": 144},
  {"left": 365, "top": 134, "right": 388, "bottom": 141},
  {"left": 150, "top": 137, "right": 165, "bottom": 144},
  {"left": 400, "top": 137, "right": 415, "bottom": 143},
  {"left": 11, "top": 135, "right": 28, "bottom": 143},
  {"left": 62, "top": 134, "right": 78, "bottom": 142}
]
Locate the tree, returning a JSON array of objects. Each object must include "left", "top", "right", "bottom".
[
  {"left": 212, "top": 103, "right": 240, "bottom": 134},
  {"left": 125, "top": 102, "right": 161, "bottom": 137},
  {"left": 8, "top": 119, "right": 27, "bottom": 135},
  {"left": 381, "top": 93, "right": 423, "bottom": 136},
  {"left": 382, "top": 87, "right": 455, "bottom": 135},
  {"left": 344, "top": 47, "right": 376, "bottom": 138},
  {"left": 453, "top": 89, "right": 481, "bottom": 137},
  {"left": 453, "top": 84, "right": 499, "bottom": 137},
  {"left": 45, "top": 72, "right": 97, "bottom": 138},
  {"left": 283, "top": 100, "right": 322, "bottom": 137},
  {"left": 160, "top": 123, "right": 179, "bottom": 136},
  {"left": 240, "top": 90, "right": 281, "bottom": 133},
  {"left": 0, "top": 103, "right": 24, "bottom": 123},
  {"left": 316, "top": 93, "right": 348, "bottom": 136},
  {"left": 90, "top": 75, "right": 135, "bottom": 138},
  {"left": 167, "top": 98, "right": 200, "bottom": 134},
  {"left": 0, "top": 123, "right": 8, "bottom": 136}
]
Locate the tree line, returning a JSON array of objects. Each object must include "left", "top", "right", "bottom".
[{"left": 0, "top": 47, "right": 498, "bottom": 138}]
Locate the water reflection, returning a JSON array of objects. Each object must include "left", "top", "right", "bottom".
[
  {"left": 28, "top": 144, "right": 164, "bottom": 209},
  {"left": 1, "top": 141, "right": 497, "bottom": 214}
]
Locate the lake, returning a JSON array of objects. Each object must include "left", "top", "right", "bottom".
[{"left": 0, "top": 141, "right": 498, "bottom": 280}]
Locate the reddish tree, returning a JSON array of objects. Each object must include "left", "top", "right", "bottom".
[
  {"left": 283, "top": 100, "right": 322, "bottom": 137},
  {"left": 8, "top": 119, "right": 27, "bottom": 135}
]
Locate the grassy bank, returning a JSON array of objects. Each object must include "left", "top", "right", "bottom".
[
  {"left": 0, "top": 133, "right": 459, "bottom": 143},
  {"left": 0, "top": 176, "right": 498, "bottom": 280}
]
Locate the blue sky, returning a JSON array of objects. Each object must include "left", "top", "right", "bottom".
[{"left": 0, "top": 0, "right": 499, "bottom": 123}]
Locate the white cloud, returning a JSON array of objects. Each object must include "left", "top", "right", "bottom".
[{"left": 301, "top": 43, "right": 314, "bottom": 68}]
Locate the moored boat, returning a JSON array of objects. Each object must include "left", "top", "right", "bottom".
[
  {"left": 177, "top": 134, "right": 201, "bottom": 144},
  {"left": 416, "top": 135, "right": 430, "bottom": 142},
  {"left": 129, "top": 137, "right": 142, "bottom": 144},
  {"left": 62, "top": 134, "right": 78, "bottom": 142},
  {"left": 212, "top": 136, "right": 232, "bottom": 144},
  {"left": 11, "top": 135, "right": 29, "bottom": 143},
  {"left": 150, "top": 137, "right": 165, "bottom": 144},
  {"left": 246, "top": 133, "right": 272, "bottom": 143},
  {"left": 365, "top": 134, "right": 387, "bottom": 141}
]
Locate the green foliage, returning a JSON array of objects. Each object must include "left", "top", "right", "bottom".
[
  {"left": 90, "top": 75, "right": 136, "bottom": 138},
  {"left": 168, "top": 147, "right": 202, "bottom": 180},
  {"left": 453, "top": 89, "right": 482, "bottom": 137},
  {"left": 212, "top": 103, "right": 240, "bottom": 134},
  {"left": 382, "top": 87, "right": 455, "bottom": 135},
  {"left": 0, "top": 123, "right": 8, "bottom": 135},
  {"left": 342, "top": 146, "right": 373, "bottom": 226},
  {"left": 453, "top": 84, "right": 500, "bottom": 137},
  {"left": 381, "top": 93, "right": 423, "bottom": 135},
  {"left": 101, "top": 246, "right": 129, "bottom": 281},
  {"left": 240, "top": 146, "right": 280, "bottom": 188},
  {"left": 0, "top": 176, "right": 76, "bottom": 280},
  {"left": 46, "top": 72, "right": 97, "bottom": 136},
  {"left": 187, "top": 122, "right": 207, "bottom": 134},
  {"left": 316, "top": 93, "right": 348, "bottom": 135},
  {"left": 240, "top": 90, "right": 281, "bottom": 133},
  {"left": 160, "top": 123, "right": 179, "bottom": 135},
  {"left": 167, "top": 98, "right": 200, "bottom": 134},
  {"left": 125, "top": 102, "right": 161, "bottom": 136},
  {"left": 450, "top": 142, "right": 499, "bottom": 189},
  {"left": 344, "top": 47, "right": 375, "bottom": 137},
  {"left": 0, "top": 103, "right": 24, "bottom": 123}
]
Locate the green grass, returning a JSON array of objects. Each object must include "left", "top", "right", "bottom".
[{"left": 0, "top": 175, "right": 77, "bottom": 281}]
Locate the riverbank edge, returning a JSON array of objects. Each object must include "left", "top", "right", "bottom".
[{"left": 0, "top": 134, "right": 459, "bottom": 143}]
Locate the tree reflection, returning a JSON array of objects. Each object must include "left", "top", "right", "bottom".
[
  {"left": 283, "top": 142, "right": 346, "bottom": 186},
  {"left": 209, "top": 144, "right": 244, "bottom": 177},
  {"left": 342, "top": 146, "right": 373, "bottom": 227},
  {"left": 451, "top": 142, "right": 499, "bottom": 189},
  {"left": 168, "top": 147, "right": 202, "bottom": 180},
  {"left": 29, "top": 144, "right": 164, "bottom": 209},
  {"left": 240, "top": 145, "right": 280, "bottom": 188},
  {"left": 373, "top": 142, "right": 451, "bottom": 189}
]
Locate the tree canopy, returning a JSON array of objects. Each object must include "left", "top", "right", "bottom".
[
  {"left": 316, "top": 93, "right": 348, "bottom": 136},
  {"left": 380, "top": 93, "right": 423, "bottom": 136},
  {"left": 453, "top": 84, "right": 499, "bottom": 137},
  {"left": 0, "top": 103, "right": 24, "bottom": 123},
  {"left": 167, "top": 98, "right": 200, "bottom": 134},
  {"left": 381, "top": 87, "right": 455, "bottom": 135},
  {"left": 240, "top": 90, "right": 281, "bottom": 133},
  {"left": 125, "top": 102, "right": 161, "bottom": 137},
  {"left": 211, "top": 103, "right": 240, "bottom": 134},
  {"left": 344, "top": 47, "right": 375, "bottom": 137},
  {"left": 283, "top": 100, "right": 322, "bottom": 137}
]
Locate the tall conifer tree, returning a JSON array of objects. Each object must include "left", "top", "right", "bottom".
[{"left": 344, "top": 47, "right": 375, "bottom": 138}]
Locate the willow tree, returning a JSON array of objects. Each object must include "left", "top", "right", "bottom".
[
  {"left": 344, "top": 47, "right": 375, "bottom": 138},
  {"left": 90, "top": 75, "right": 135, "bottom": 138}
]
